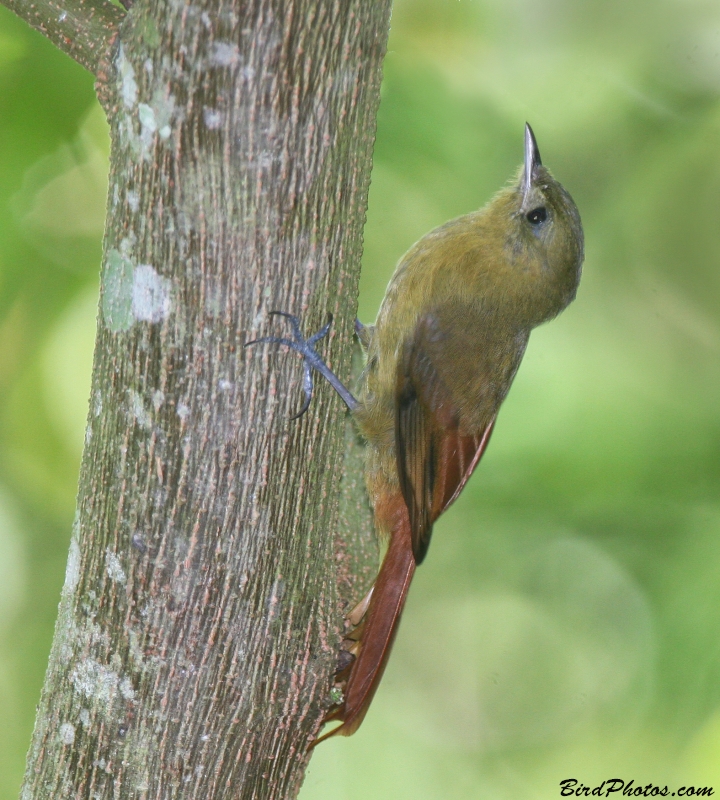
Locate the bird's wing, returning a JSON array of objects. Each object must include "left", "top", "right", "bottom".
[{"left": 395, "top": 313, "right": 495, "bottom": 564}]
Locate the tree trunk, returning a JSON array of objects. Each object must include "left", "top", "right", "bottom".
[{"left": 11, "top": 0, "right": 390, "bottom": 797}]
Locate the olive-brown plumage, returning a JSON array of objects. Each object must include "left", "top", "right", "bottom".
[
  {"left": 248, "top": 125, "right": 584, "bottom": 745},
  {"left": 316, "top": 124, "right": 584, "bottom": 741}
]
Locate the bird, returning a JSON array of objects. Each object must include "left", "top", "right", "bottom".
[{"left": 246, "top": 123, "right": 584, "bottom": 744}]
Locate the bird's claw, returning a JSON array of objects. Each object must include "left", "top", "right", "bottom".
[{"left": 244, "top": 311, "right": 338, "bottom": 419}]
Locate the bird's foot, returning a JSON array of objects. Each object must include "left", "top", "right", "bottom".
[
  {"left": 354, "top": 319, "right": 373, "bottom": 350},
  {"left": 330, "top": 585, "right": 374, "bottom": 680},
  {"left": 245, "top": 311, "right": 359, "bottom": 418}
]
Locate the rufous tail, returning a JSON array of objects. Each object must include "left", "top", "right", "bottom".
[{"left": 312, "top": 509, "right": 415, "bottom": 745}]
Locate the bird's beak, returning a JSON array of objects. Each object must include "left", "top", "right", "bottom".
[{"left": 522, "top": 123, "right": 542, "bottom": 205}]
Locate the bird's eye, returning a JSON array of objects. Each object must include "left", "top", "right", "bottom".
[{"left": 526, "top": 207, "right": 547, "bottom": 225}]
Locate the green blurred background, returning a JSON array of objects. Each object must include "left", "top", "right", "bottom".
[{"left": 1, "top": 0, "right": 719, "bottom": 797}]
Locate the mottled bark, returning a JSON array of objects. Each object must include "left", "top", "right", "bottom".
[
  {"left": 18, "top": 1, "right": 388, "bottom": 798},
  {"left": 0, "top": 0, "right": 124, "bottom": 75}
]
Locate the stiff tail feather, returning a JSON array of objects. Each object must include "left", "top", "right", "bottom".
[{"left": 312, "top": 509, "right": 415, "bottom": 745}]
